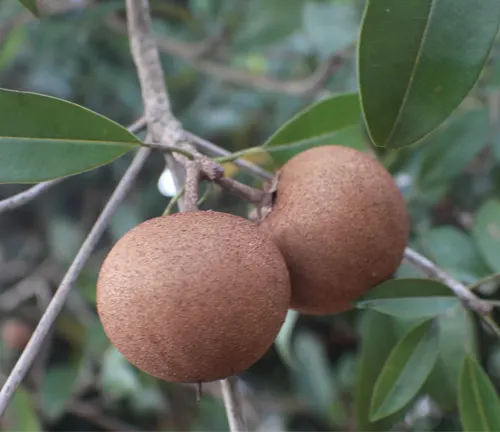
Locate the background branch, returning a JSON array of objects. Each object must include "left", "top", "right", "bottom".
[
  {"left": 107, "top": 13, "right": 344, "bottom": 97},
  {"left": 0, "top": 146, "right": 151, "bottom": 416}
]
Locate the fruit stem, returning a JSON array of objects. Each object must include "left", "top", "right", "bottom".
[{"left": 184, "top": 161, "right": 201, "bottom": 212}]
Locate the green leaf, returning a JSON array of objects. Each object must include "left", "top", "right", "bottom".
[
  {"left": 458, "top": 355, "right": 500, "bottom": 431},
  {"left": 0, "top": 89, "right": 139, "bottom": 183},
  {"left": 356, "top": 278, "right": 458, "bottom": 319},
  {"left": 274, "top": 309, "right": 300, "bottom": 369},
  {"left": 263, "top": 93, "right": 365, "bottom": 166},
  {"left": 18, "top": 0, "right": 39, "bottom": 17},
  {"left": 302, "top": 1, "right": 359, "bottom": 58},
  {"left": 370, "top": 319, "right": 439, "bottom": 421},
  {"left": 292, "top": 330, "right": 338, "bottom": 423},
  {"left": 359, "top": 1, "right": 500, "bottom": 148},
  {"left": 419, "top": 226, "right": 491, "bottom": 283},
  {"left": 39, "top": 363, "right": 81, "bottom": 421},
  {"left": 3, "top": 387, "right": 41, "bottom": 431},
  {"left": 355, "top": 311, "right": 403, "bottom": 431},
  {"left": 417, "top": 109, "right": 490, "bottom": 193},
  {"left": 473, "top": 200, "right": 500, "bottom": 273},
  {"left": 100, "top": 346, "right": 141, "bottom": 401},
  {"left": 423, "top": 304, "right": 476, "bottom": 410}
]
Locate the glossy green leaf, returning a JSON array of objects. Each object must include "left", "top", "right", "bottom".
[
  {"left": 18, "top": 0, "right": 39, "bottom": 17},
  {"left": 0, "top": 89, "right": 139, "bottom": 183},
  {"left": 473, "top": 200, "right": 500, "bottom": 273},
  {"left": 355, "top": 311, "right": 403, "bottom": 430},
  {"left": 459, "top": 355, "right": 500, "bottom": 431},
  {"left": 274, "top": 309, "right": 300, "bottom": 369},
  {"left": 423, "top": 304, "right": 476, "bottom": 410},
  {"left": 420, "top": 226, "right": 491, "bottom": 283},
  {"left": 356, "top": 278, "right": 455, "bottom": 317},
  {"left": 3, "top": 387, "right": 41, "bottom": 431},
  {"left": 417, "top": 109, "right": 490, "bottom": 194},
  {"left": 359, "top": 1, "right": 500, "bottom": 148},
  {"left": 361, "top": 278, "right": 454, "bottom": 298},
  {"left": 370, "top": 319, "right": 439, "bottom": 421},
  {"left": 40, "top": 363, "right": 81, "bottom": 420},
  {"left": 262, "top": 92, "right": 365, "bottom": 166}
]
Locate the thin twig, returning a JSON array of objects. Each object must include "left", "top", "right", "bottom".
[
  {"left": 403, "top": 247, "right": 492, "bottom": 315},
  {"left": 0, "top": 178, "right": 64, "bottom": 215},
  {"left": 0, "top": 118, "right": 146, "bottom": 216},
  {"left": 0, "top": 147, "right": 151, "bottom": 416},
  {"left": 221, "top": 377, "right": 248, "bottom": 432},
  {"left": 107, "top": 13, "right": 344, "bottom": 97},
  {"left": 184, "top": 161, "right": 201, "bottom": 212},
  {"left": 186, "top": 131, "right": 273, "bottom": 181},
  {"left": 125, "top": 1, "right": 248, "bottom": 430}
]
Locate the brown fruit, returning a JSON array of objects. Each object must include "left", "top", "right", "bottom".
[
  {"left": 259, "top": 145, "right": 409, "bottom": 315},
  {"left": 97, "top": 210, "right": 290, "bottom": 383},
  {"left": 2, "top": 319, "right": 32, "bottom": 351}
]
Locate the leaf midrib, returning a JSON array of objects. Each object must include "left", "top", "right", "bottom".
[{"left": 384, "top": 0, "right": 437, "bottom": 146}]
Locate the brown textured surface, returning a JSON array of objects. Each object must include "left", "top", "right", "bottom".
[
  {"left": 259, "top": 145, "right": 409, "bottom": 315},
  {"left": 96, "top": 211, "right": 290, "bottom": 383}
]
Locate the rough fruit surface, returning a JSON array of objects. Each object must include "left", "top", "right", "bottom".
[
  {"left": 259, "top": 145, "right": 409, "bottom": 315},
  {"left": 97, "top": 211, "right": 290, "bottom": 383}
]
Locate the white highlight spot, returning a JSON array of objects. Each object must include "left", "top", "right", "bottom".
[{"left": 157, "top": 169, "right": 178, "bottom": 197}]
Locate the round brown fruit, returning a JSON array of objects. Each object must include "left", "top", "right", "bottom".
[
  {"left": 259, "top": 145, "right": 409, "bottom": 315},
  {"left": 97, "top": 210, "right": 290, "bottom": 383},
  {"left": 2, "top": 319, "right": 32, "bottom": 351}
]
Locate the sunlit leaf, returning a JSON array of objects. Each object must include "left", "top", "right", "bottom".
[
  {"left": 473, "top": 199, "right": 500, "bottom": 273},
  {"left": 459, "top": 355, "right": 500, "bottom": 431},
  {"left": 370, "top": 319, "right": 439, "bottom": 421},
  {"left": 359, "top": 0, "right": 500, "bottom": 148},
  {"left": 0, "top": 89, "right": 139, "bottom": 183},
  {"left": 263, "top": 92, "right": 365, "bottom": 166}
]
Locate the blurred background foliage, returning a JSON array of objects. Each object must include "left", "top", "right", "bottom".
[{"left": 1, "top": 0, "right": 500, "bottom": 430}]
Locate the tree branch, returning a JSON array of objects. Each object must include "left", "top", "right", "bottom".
[
  {"left": 403, "top": 247, "right": 492, "bottom": 315},
  {"left": 125, "top": 1, "right": 248, "bottom": 430},
  {"left": 0, "top": 146, "right": 151, "bottom": 416},
  {"left": 107, "top": 13, "right": 344, "bottom": 97}
]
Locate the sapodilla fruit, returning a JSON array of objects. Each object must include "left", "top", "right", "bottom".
[
  {"left": 97, "top": 210, "right": 290, "bottom": 383},
  {"left": 259, "top": 145, "right": 409, "bottom": 315}
]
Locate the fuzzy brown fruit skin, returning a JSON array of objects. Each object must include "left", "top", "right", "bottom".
[
  {"left": 259, "top": 145, "right": 409, "bottom": 315},
  {"left": 97, "top": 210, "right": 290, "bottom": 383}
]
